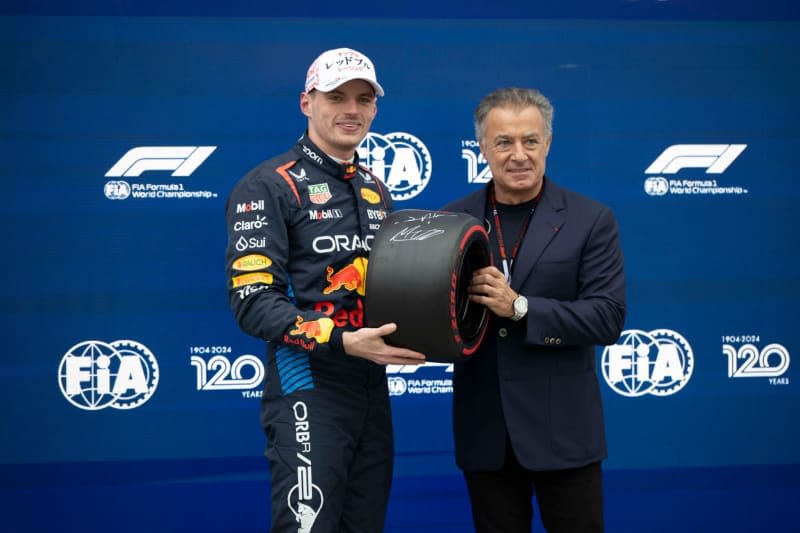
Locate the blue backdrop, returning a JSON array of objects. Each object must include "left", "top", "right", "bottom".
[{"left": 2, "top": 2, "right": 798, "bottom": 531}]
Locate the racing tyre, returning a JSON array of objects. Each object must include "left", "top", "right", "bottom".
[{"left": 365, "top": 209, "right": 492, "bottom": 362}]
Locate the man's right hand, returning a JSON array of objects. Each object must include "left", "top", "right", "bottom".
[{"left": 342, "top": 323, "right": 426, "bottom": 366}]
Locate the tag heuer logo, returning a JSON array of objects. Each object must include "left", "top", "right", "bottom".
[{"left": 308, "top": 183, "right": 332, "bottom": 205}]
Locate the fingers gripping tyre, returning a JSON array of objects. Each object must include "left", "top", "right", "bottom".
[{"left": 365, "top": 209, "right": 492, "bottom": 362}]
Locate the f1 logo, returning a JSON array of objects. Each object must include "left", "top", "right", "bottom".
[
  {"left": 105, "top": 146, "right": 216, "bottom": 177},
  {"left": 645, "top": 144, "right": 746, "bottom": 175}
]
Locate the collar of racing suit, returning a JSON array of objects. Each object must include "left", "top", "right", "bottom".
[{"left": 293, "top": 133, "right": 360, "bottom": 181}]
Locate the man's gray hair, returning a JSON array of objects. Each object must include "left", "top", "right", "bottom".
[{"left": 474, "top": 87, "right": 554, "bottom": 142}]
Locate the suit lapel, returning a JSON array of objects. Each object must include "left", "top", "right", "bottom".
[{"left": 510, "top": 181, "right": 566, "bottom": 291}]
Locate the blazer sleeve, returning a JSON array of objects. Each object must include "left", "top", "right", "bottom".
[{"left": 522, "top": 204, "right": 626, "bottom": 347}]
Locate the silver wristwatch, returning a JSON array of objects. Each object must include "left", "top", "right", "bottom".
[{"left": 510, "top": 295, "right": 528, "bottom": 321}]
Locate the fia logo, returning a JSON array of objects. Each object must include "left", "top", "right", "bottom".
[
  {"left": 601, "top": 329, "right": 694, "bottom": 397},
  {"left": 58, "top": 340, "right": 159, "bottom": 410},
  {"left": 387, "top": 377, "right": 408, "bottom": 396},
  {"left": 104, "top": 180, "right": 131, "bottom": 200},
  {"left": 357, "top": 132, "right": 432, "bottom": 201}
]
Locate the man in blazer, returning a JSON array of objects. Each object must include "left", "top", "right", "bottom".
[{"left": 442, "top": 87, "right": 626, "bottom": 532}]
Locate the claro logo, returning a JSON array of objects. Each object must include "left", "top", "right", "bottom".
[{"left": 106, "top": 146, "right": 216, "bottom": 177}]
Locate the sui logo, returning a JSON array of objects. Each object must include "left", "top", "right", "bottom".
[
  {"left": 357, "top": 132, "right": 432, "bottom": 201},
  {"left": 601, "top": 329, "right": 694, "bottom": 397},
  {"left": 58, "top": 340, "right": 159, "bottom": 410}
]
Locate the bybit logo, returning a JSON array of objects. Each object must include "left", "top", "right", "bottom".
[{"left": 106, "top": 146, "right": 216, "bottom": 177}]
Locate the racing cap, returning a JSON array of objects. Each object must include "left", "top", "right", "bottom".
[{"left": 304, "top": 47, "right": 385, "bottom": 97}]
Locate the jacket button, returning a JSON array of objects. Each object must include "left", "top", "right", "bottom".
[
  {"left": 544, "top": 336, "right": 551, "bottom": 344},
  {"left": 499, "top": 328, "right": 508, "bottom": 338},
  {"left": 555, "top": 338, "right": 562, "bottom": 345}
]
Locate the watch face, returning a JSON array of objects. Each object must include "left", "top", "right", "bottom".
[{"left": 515, "top": 296, "right": 527, "bottom": 313}]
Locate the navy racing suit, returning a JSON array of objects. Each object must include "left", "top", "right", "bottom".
[{"left": 225, "top": 133, "right": 394, "bottom": 532}]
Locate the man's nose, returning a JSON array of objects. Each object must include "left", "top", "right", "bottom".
[
  {"left": 510, "top": 141, "right": 527, "bottom": 160},
  {"left": 343, "top": 98, "right": 360, "bottom": 113}
]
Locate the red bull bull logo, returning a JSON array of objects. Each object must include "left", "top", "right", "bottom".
[
  {"left": 323, "top": 257, "right": 368, "bottom": 296},
  {"left": 289, "top": 316, "right": 335, "bottom": 344}
]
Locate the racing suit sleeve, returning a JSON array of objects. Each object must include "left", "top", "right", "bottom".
[{"left": 225, "top": 166, "right": 342, "bottom": 354}]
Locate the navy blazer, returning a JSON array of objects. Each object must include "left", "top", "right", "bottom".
[{"left": 442, "top": 178, "right": 626, "bottom": 472}]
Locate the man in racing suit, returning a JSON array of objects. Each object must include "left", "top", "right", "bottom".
[{"left": 225, "top": 48, "right": 426, "bottom": 533}]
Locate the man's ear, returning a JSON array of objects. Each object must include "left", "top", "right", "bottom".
[{"left": 300, "top": 91, "right": 312, "bottom": 118}]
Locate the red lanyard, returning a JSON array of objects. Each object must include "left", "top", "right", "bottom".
[{"left": 489, "top": 185, "right": 538, "bottom": 282}]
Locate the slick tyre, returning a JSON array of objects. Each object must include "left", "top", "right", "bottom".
[{"left": 365, "top": 209, "right": 492, "bottom": 362}]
